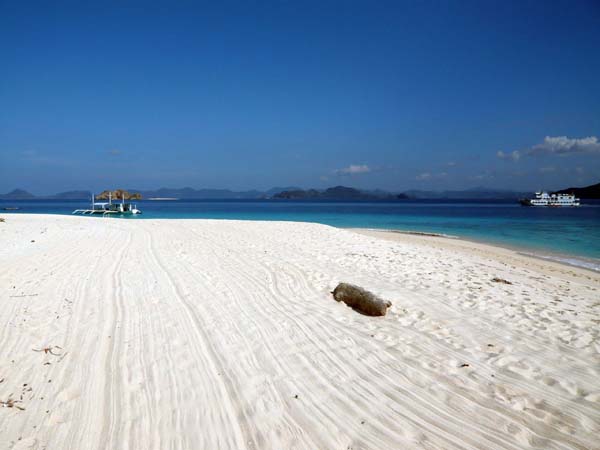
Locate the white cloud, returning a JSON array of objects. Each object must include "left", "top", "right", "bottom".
[
  {"left": 496, "top": 136, "right": 600, "bottom": 163},
  {"left": 469, "top": 170, "right": 495, "bottom": 181},
  {"left": 415, "top": 172, "right": 447, "bottom": 181},
  {"left": 496, "top": 136, "right": 600, "bottom": 161},
  {"left": 335, "top": 164, "right": 370, "bottom": 175},
  {"left": 497, "top": 150, "right": 521, "bottom": 161},
  {"left": 528, "top": 136, "right": 600, "bottom": 156}
]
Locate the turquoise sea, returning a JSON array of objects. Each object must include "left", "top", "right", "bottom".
[{"left": 3, "top": 199, "right": 599, "bottom": 271}]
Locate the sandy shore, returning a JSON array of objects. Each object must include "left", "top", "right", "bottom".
[{"left": 1, "top": 215, "right": 598, "bottom": 449}]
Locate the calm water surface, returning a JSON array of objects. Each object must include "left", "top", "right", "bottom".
[{"left": 3, "top": 199, "right": 599, "bottom": 269}]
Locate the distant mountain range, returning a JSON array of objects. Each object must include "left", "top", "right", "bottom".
[
  {"left": 402, "top": 187, "right": 532, "bottom": 200},
  {"left": 274, "top": 186, "right": 407, "bottom": 200},
  {"left": 0, "top": 189, "right": 36, "bottom": 200},
  {"left": 0, "top": 189, "right": 92, "bottom": 200},
  {"left": 136, "top": 186, "right": 301, "bottom": 200},
  {"left": 1, "top": 182, "right": 598, "bottom": 200},
  {"left": 273, "top": 186, "right": 539, "bottom": 200},
  {"left": 0, "top": 187, "right": 300, "bottom": 200}
]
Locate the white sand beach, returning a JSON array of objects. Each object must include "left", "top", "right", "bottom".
[{"left": 0, "top": 214, "right": 599, "bottom": 450}]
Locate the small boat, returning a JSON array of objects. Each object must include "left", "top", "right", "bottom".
[
  {"left": 2, "top": 207, "right": 20, "bottom": 211},
  {"left": 519, "top": 191, "right": 580, "bottom": 207},
  {"left": 73, "top": 192, "right": 142, "bottom": 216}
]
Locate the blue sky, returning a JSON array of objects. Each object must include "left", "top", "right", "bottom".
[{"left": 1, "top": 0, "right": 599, "bottom": 194}]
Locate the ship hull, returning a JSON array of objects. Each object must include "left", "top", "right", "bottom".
[{"left": 519, "top": 191, "right": 580, "bottom": 207}]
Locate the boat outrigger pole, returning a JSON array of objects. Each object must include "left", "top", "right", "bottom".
[{"left": 73, "top": 190, "right": 142, "bottom": 216}]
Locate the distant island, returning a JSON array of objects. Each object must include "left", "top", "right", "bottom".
[
  {"left": 134, "top": 186, "right": 300, "bottom": 200},
  {"left": 274, "top": 186, "right": 407, "bottom": 200},
  {"left": 554, "top": 182, "right": 600, "bottom": 199},
  {"left": 402, "top": 188, "right": 532, "bottom": 200},
  {"left": 0, "top": 189, "right": 36, "bottom": 200},
  {"left": 0, "top": 186, "right": 300, "bottom": 200},
  {"left": 1, "top": 181, "right": 599, "bottom": 201}
]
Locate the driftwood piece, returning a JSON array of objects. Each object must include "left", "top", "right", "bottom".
[
  {"left": 491, "top": 277, "right": 512, "bottom": 285},
  {"left": 332, "top": 283, "right": 391, "bottom": 316}
]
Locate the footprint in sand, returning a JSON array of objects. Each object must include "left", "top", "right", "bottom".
[
  {"left": 57, "top": 387, "right": 81, "bottom": 404},
  {"left": 558, "top": 379, "right": 586, "bottom": 397},
  {"left": 584, "top": 392, "right": 600, "bottom": 402},
  {"left": 540, "top": 376, "right": 557, "bottom": 386}
]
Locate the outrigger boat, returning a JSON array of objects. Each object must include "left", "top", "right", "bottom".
[{"left": 73, "top": 192, "right": 142, "bottom": 216}]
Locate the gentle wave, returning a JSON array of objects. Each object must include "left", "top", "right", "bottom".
[
  {"left": 359, "top": 227, "right": 600, "bottom": 272},
  {"left": 520, "top": 252, "right": 600, "bottom": 272},
  {"left": 357, "top": 228, "right": 459, "bottom": 239}
]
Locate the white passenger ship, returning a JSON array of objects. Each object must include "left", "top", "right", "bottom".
[{"left": 520, "top": 191, "right": 580, "bottom": 207}]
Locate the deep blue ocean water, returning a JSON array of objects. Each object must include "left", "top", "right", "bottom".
[{"left": 3, "top": 199, "right": 599, "bottom": 269}]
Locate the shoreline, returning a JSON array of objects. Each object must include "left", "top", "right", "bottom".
[
  {"left": 1, "top": 212, "right": 598, "bottom": 273},
  {"left": 2, "top": 212, "right": 598, "bottom": 294},
  {"left": 2, "top": 210, "right": 598, "bottom": 267},
  {"left": 351, "top": 227, "right": 600, "bottom": 274},
  {"left": 352, "top": 227, "right": 600, "bottom": 285}
]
